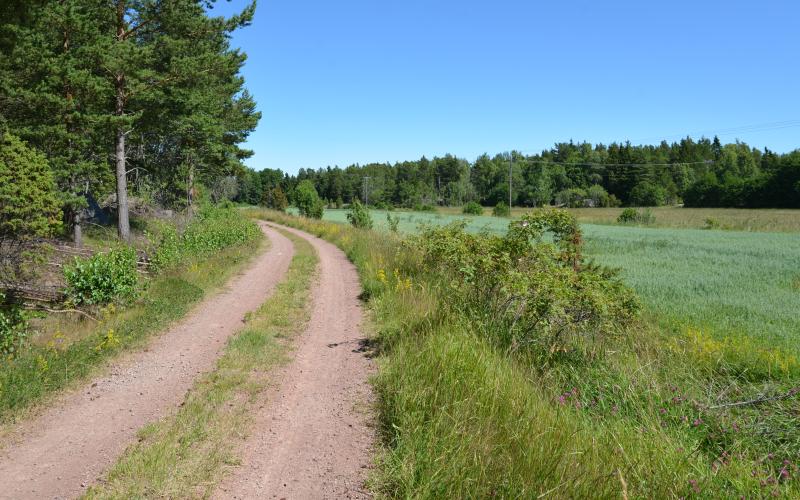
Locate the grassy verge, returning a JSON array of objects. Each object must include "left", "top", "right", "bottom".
[
  {"left": 316, "top": 207, "right": 800, "bottom": 356},
  {"left": 84, "top": 229, "right": 316, "bottom": 499},
  {"left": 249, "top": 209, "right": 800, "bottom": 499},
  {"left": 0, "top": 217, "right": 264, "bottom": 423}
]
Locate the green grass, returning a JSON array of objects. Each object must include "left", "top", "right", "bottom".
[
  {"left": 257, "top": 209, "right": 800, "bottom": 498},
  {"left": 0, "top": 224, "right": 264, "bottom": 424},
  {"left": 581, "top": 225, "right": 800, "bottom": 355},
  {"left": 318, "top": 208, "right": 800, "bottom": 355},
  {"left": 85, "top": 229, "right": 317, "bottom": 499}
]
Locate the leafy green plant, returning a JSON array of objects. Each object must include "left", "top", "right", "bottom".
[
  {"left": 150, "top": 206, "right": 261, "bottom": 272},
  {"left": 413, "top": 203, "right": 437, "bottom": 212},
  {"left": 462, "top": 201, "right": 484, "bottom": 215},
  {"left": 492, "top": 201, "right": 510, "bottom": 217},
  {"left": 386, "top": 213, "right": 400, "bottom": 233},
  {"left": 617, "top": 207, "right": 656, "bottom": 225},
  {"left": 0, "top": 295, "right": 27, "bottom": 359},
  {"left": 374, "top": 201, "right": 394, "bottom": 211},
  {"left": 64, "top": 246, "right": 139, "bottom": 306},
  {"left": 346, "top": 200, "right": 373, "bottom": 229},
  {"left": 704, "top": 217, "right": 721, "bottom": 229}
]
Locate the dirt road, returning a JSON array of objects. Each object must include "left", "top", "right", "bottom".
[
  {"left": 214, "top": 223, "right": 375, "bottom": 499},
  {"left": 0, "top": 223, "right": 294, "bottom": 500}
]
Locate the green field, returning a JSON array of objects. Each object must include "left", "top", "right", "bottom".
[{"left": 318, "top": 208, "right": 800, "bottom": 352}]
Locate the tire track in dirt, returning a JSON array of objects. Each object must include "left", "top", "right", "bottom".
[
  {"left": 214, "top": 223, "right": 375, "bottom": 499},
  {"left": 0, "top": 223, "right": 294, "bottom": 500}
]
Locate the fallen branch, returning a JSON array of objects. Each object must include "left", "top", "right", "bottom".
[
  {"left": 37, "top": 307, "right": 99, "bottom": 322},
  {"left": 708, "top": 388, "right": 799, "bottom": 410}
]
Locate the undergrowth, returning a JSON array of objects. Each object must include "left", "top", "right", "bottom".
[
  {"left": 249, "top": 208, "right": 800, "bottom": 499},
  {"left": 0, "top": 208, "right": 263, "bottom": 422}
]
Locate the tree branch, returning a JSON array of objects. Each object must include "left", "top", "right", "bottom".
[{"left": 708, "top": 388, "right": 799, "bottom": 410}]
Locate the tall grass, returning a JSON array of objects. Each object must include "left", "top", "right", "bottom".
[
  {"left": 318, "top": 208, "right": 800, "bottom": 355},
  {"left": 250, "top": 208, "right": 800, "bottom": 498}
]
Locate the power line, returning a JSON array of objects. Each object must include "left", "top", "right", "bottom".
[
  {"left": 512, "top": 120, "right": 800, "bottom": 157},
  {"left": 631, "top": 120, "right": 800, "bottom": 144},
  {"left": 519, "top": 159, "right": 715, "bottom": 168}
]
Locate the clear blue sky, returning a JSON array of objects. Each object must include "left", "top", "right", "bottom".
[{"left": 210, "top": 0, "right": 800, "bottom": 174}]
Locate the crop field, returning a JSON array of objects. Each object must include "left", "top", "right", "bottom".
[{"left": 318, "top": 208, "right": 800, "bottom": 353}]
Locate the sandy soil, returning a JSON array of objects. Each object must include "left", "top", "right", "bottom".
[
  {"left": 214, "top": 223, "right": 375, "bottom": 500},
  {"left": 0, "top": 223, "right": 294, "bottom": 500}
]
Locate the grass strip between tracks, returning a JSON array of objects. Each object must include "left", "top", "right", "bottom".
[{"left": 85, "top": 228, "right": 317, "bottom": 499}]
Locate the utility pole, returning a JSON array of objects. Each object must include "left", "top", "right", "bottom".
[
  {"left": 508, "top": 152, "right": 513, "bottom": 209},
  {"left": 362, "top": 176, "right": 371, "bottom": 206}
]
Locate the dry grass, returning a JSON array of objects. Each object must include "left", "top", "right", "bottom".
[{"left": 435, "top": 206, "right": 800, "bottom": 232}]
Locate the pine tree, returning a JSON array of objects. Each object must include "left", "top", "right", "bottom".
[{"left": 0, "top": 1, "right": 111, "bottom": 245}]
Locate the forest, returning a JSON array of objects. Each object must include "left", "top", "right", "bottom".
[
  {"left": 0, "top": 0, "right": 259, "bottom": 243},
  {"left": 2, "top": 1, "right": 798, "bottom": 253},
  {"left": 237, "top": 137, "right": 800, "bottom": 210}
]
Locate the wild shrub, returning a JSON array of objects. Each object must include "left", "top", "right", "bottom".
[
  {"left": 0, "top": 294, "right": 27, "bottom": 359},
  {"left": 413, "top": 203, "right": 436, "bottom": 213},
  {"left": 64, "top": 246, "right": 139, "bottom": 306},
  {"left": 462, "top": 201, "right": 483, "bottom": 215},
  {"left": 704, "top": 217, "right": 721, "bottom": 230},
  {"left": 555, "top": 187, "right": 587, "bottom": 208},
  {"left": 386, "top": 213, "right": 400, "bottom": 233},
  {"left": 492, "top": 201, "right": 510, "bottom": 217},
  {"left": 346, "top": 200, "right": 373, "bottom": 229},
  {"left": 617, "top": 207, "right": 655, "bottom": 225},
  {"left": 412, "top": 209, "right": 639, "bottom": 358},
  {"left": 150, "top": 205, "right": 261, "bottom": 272}
]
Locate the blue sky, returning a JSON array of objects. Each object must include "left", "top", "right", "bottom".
[{"left": 211, "top": 0, "right": 800, "bottom": 174}]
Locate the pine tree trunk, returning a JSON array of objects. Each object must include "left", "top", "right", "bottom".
[
  {"left": 116, "top": 124, "right": 130, "bottom": 241},
  {"left": 73, "top": 212, "right": 83, "bottom": 248},
  {"left": 187, "top": 163, "right": 195, "bottom": 213},
  {"left": 114, "top": 0, "right": 130, "bottom": 241}
]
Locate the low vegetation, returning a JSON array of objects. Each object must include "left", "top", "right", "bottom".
[
  {"left": 617, "top": 207, "right": 656, "bottom": 225},
  {"left": 0, "top": 208, "right": 263, "bottom": 422},
  {"left": 148, "top": 205, "right": 262, "bottom": 272},
  {"left": 64, "top": 247, "right": 139, "bottom": 306},
  {"left": 253, "top": 208, "right": 800, "bottom": 498},
  {"left": 346, "top": 200, "right": 373, "bottom": 229},
  {"left": 461, "top": 201, "right": 483, "bottom": 215},
  {"left": 492, "top": 201, "right": 510, "bottom": 217},
  {"left": 85, "top": 230, "right": 316, "bottom": 499}
]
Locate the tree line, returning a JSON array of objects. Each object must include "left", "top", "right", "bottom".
[
  {"left": 236, "top": 137, "right": 799, "bottom": 210},
  {"left": 0, "top": 0, "right": 259, "bottom": 243}
]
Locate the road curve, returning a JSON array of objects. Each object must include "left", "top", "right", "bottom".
[
  {"left": 0, "top": 223, "right": 294, "bottom": 500},
  {"left": 214, "top": 222, "right": 375, "bottom": 499}
]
